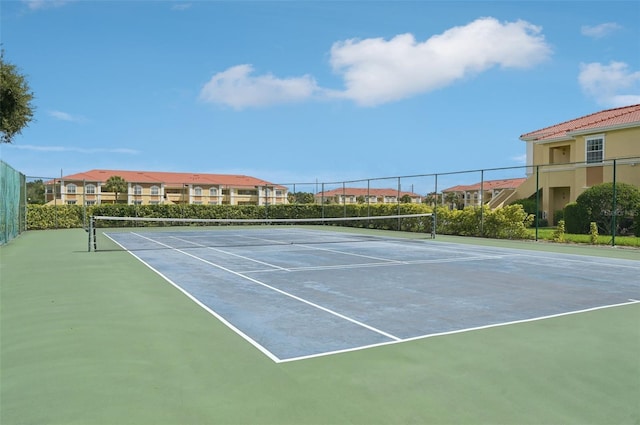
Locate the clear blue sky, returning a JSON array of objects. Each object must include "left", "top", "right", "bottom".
[{"left": 1, "top": 0, "right": 639, "bottom": 189}]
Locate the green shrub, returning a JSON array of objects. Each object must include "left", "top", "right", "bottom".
[
  {"left": 553, "top": 220, "right": 565, "bottom": 242},
  {"left": 483, "top": 204, "right": 533, "bottom": 239},
  {"left": 27, "top": 205, "right": 84, "bottom": 230},
  {"left": 576, "top": 182, "right": 640, "bottom": 235},
  {"left": 435, "top": 206, "right": 482, "bottom": 236},
  {"left": 435, "top": 205, "right": 533, "bottom": 239},
  {"left": 589, "top": 222, "right": 599, "bottom": 244},
  {"left": 511, "top": 198, "right": 543, "bottom": 228},
  {"left": 511, "top": 198, "right": 537, "bottom": 216},
  {"left": 553, "top": 210, "right": 564, "bottom": 225},
  {"left": 563, "top": 202, "right": 588, "bottom": 234}
]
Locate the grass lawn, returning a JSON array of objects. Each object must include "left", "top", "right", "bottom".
[{"left": 529, "top": 227, "right": 640, "bottom": 247}]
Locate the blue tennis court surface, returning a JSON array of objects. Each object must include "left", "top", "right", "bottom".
[{"left": 105, "top": 227, "right": 640, "bottom": 362}]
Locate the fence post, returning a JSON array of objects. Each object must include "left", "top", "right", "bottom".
[
  {"left": 397, "top": 177, "right": 401, "bottom": 229},
  {"left": 480, "top": 169, "right": 484, "bottom": 236},
  {"left": 88, "top": 216, "right": 93, "bottom": 252},
  {"left": 321, "top": 183, "right": 325, "bottom": 218},
  {"left": 611, "top": 159, "right": 617, "bottom": 247},
  {"left": 535, "top": 165, "right": 540, "bottom": 241},
  {"left": 433, "top": 174, "right": 438, "bottom": 238}
]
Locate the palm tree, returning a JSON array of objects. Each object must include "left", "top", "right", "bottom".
[{"left": 103, "top": 175, "right": 127, "bottom": 204}]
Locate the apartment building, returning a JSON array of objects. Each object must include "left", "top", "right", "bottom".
[
  {"left": 515, "top": 104, "right": 640, "bottom": 223},
  {"left": 44, "top": 169, "right": 288, "bottom": 206},
  {"left": 315, "top": 187, "right": 423, "bottom": 204},
  {"left": 442, "top": 178, "right": 527, "bottom": 208}
]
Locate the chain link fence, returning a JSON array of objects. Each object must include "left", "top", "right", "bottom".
[
  {"left": 1, "top": 161, "right": 26, "bottom": 244},
  {"left": 17, "top": 156, "right": 640, "bottom": 245}
]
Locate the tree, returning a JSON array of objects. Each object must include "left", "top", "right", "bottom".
[
  {"left": 26, "top": 179, "right": 46, "bottom": 204},
  {"left": 423, "top": 193, "right": 438, "bottom": 206},
  {"left": 103, "top": 176, "right": 128, "bottom": 204},
  {"left": 288, "top": 191, "right": 315, "bottom": 204},
  {"left": 574, "top": 182, "right": 640, "bottom": 235},
  {"left": 1, "top": 53, "right": 35, "bottom": 143},
  {"left": 443, "top": 192, "right": 461, "bottom": 209},
  {"left": 400, "top": 194, "right": 413, "bottom": 204}
]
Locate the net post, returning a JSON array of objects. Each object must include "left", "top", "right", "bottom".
[{"left": 431, "top": 212, "right": 436, "bottom": 239}]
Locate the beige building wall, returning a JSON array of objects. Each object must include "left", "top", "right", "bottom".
[
  {"left": 519, "top": 125, "right": 640, "bottom": 224},
  {"left": 47, "top": 180, "right": 287, "bottom": 206}
]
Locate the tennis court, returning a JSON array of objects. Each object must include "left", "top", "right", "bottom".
[
  {"left": 102, "top": 225, "right": 640, "bottom": 363},
  {"left": 3, "top": 227, "right": 640, "bottom": 424}
]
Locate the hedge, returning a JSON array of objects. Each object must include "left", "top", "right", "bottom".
[
  {"left": 27, "top": 203, "right": 536, "bottom": 240},
  {"left": 435, "top": 204, "right": 533, "bottom": 239},
  {"left": 27, "top": 203, "right": 434, "bottom": 233}
]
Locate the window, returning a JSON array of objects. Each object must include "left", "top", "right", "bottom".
[
  {"left": 194, "top": 187, "right": 202, "bottom": 196},
  {"left": 150, "top": 186, "right": 160, "bottom": 196},
  {"left": 133, "top": 185, "right": 143, "bottom": 195},
  {"left": 66, "top": 200, "right": 76, "bottom": 205},
  {"left": 67, "top": 184, "right": 76, "bottom": 194},
  {"left": 586, "top": 136, "right": 604, "bottom": 163},
  {"left": 85, "top": 200, "right": 96, "bottom": 206},
  {"left": 210, "top": 188, "right": 218, "bottom": 196},
  {"left": 133, "top": 200, "right": 143, "bottom": 205},
  {"left": 85, "top": 184, "right": 96, "bottom": 194}
]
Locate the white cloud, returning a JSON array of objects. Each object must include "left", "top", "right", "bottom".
[
  {"left": 578, "top": 62, "right": 640, "bottom": 107},
  {"left": 200, "top": 17, "right": 551, "bottom": 109},
  {"left": 9, "top": 144, "right": 139, "bottom": 154},
  {"left": 48, "top": 110, "right": 86, "bottom": 123},
  {"left": 329, "top": 17, "right": 552, "bottom": 106},
  {"left": 171, "top": 2, "right": 192, "bottom": 11},
  {"left": 511, "top": 154, "right": 527, "bottom": 164},
  {"left": 581, "top": 22, "right": 622, "bottom": 39},
  {"left": 22, "top": 0, "right": 73, "bottom": 10},
  {"left": 199, "top": 64, "right": 320, "bottom": 109}
]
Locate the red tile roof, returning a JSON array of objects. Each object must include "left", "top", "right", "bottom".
[
  {"left": 316, "top": 188, "right": 422, "bottom": 198},
  {"left": 520, "top": 104, "right": 640, "bottom": 142},
  {"left": 55, "top": 169, "right": 285, "bottom": 188},
  {"left": 442, "top": 178, "right": 526, "bottom": 193}
]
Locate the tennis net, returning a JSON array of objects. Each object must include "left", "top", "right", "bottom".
[{"left": 88, "top": 213, "right": 434, "bottom": 252}]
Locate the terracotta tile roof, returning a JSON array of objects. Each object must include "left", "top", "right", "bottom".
[
  {"left": 520, "top": 104, "right": 640, "bottom": 142},
  {"left": 442, "top": 178, "right": 526, "bottom": 193},
  {"left": 55, "top": 169, "right": 285, "bottom": 189},
  {"left": 316, "top": 188, "right": 422, "bottom": 198}
]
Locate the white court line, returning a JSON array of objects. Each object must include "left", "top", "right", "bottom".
[
  {"left": 279, "top": 299, "right": 640, "bottom": 363},
  {"left": 295, "top": 243, "right": 408, "bottom": 264},
  {"left": 227, "top": 233, "right": 407, "bottom": 264},
  {"left": 169, "top": 236, "right": 291, "bottom": 271},
  {"left": 104, "top": 231, "right": 640, "bottom": 364},
  {"left": 240, "top": 254, "right": 515, "bottom": 274},
  {"left": 130, "top": 232, "right": 402, "bottom": 343},
  {"left": 103, "top": 233, "right": 281, "bottom": 362}
]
